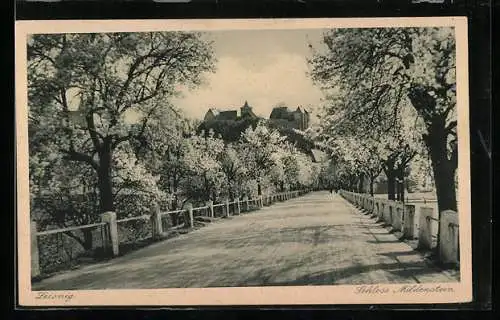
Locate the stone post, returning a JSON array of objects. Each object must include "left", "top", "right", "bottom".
[
  {"left": 236, "top": 198, "right": 241, "bottom": 215},
  {"left": 31, "top": 221, "right": 40, "bottom": 278},
  {"left": 418, "top": 207, "right": 434, "bottom": 250},
  {"left": 402, "top": 204, "right": 416, "bottom": 239},
  {"left": 225, "top": 199, "right": 230, "bottom": 217},
  {"left": 150, "top": 203, "right": 163, "bottom": 240},
  {"left": 373, "top": 201, "right": 379, "bottom": 218},
  {"left": 377, "top": 202, "right": 385, "bottom": 222},
  {"left": 206, "top": 200, "right": 214, "bottom": 218},
  {"left": 393, "top": 205, "right": 403, "bottom": 231},
  {"left": 243, "top": 196, "right": 249, "bottom": 212},
  {"left": 185, "top": 203, "right": 194, "bottom": 228},
  {"left": 439, "top": 210, "right": 459, "bottom": 265},
  {"left": 383, "top": 203, "right": 391, "bottom": 224},
  {"left": 101, "top": 211, "right": 119, "bottom": 257}
]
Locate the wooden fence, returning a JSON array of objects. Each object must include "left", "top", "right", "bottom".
[{"left": 31, "top": 189, "right": 312, "bottom": 278}]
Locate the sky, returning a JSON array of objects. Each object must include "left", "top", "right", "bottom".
[{"left": 172, "top": 29, "right": 328, "bottom": 121}]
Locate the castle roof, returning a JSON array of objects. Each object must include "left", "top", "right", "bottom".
[
  {"left": 217, "top": 110, "right": 238, "bottom": 120},
  {"left": 270, "top": 106, "right": 290, "bottom": 119},
  {"left": 206, "top": 107, "right": 239, "bottom": 121},
  {"left": 207, "top": 108, "right": 220, "bottom": 116}
]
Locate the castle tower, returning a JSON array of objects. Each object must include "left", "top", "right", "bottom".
[
  {"left": 295, "top": 106, "right": 306, "bottom": 130},
  {"left": 240, "top": 100, "right": 256, "bottom": 118}
]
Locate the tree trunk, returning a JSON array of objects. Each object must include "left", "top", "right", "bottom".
[
  {"left": 97, "top": 142, "right": 114, "bottom": 213},
  {"left": 349, "top": 175, "right": 357, "bottom": 192},
  {"left": 357, "top": 173, "right": 365, "bottom": 193},
  {"left": 420, "top": 114, "right": 458, "bottom": 252},
  {"left": 427, "top": 136, "right": 458, "bottom": 213},
  {"left": 398, "top": 167, "right": 405, "bottom": 202},
  {"left": 395, "top": 177, "right": 401, "bottom": 201},
  {"left": 257, "top": 181, "right": 262, "bottom": 196},
  {"left": 369, "top": 177, "right": 375, "bottom": 197},
  {"left": 387, "top": 172, "right": 396, "bottom": 201},
  {"left": 203, "top": 177, "right": 209, "bottom": 202}
]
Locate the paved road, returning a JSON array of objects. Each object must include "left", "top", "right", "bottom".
[{"left": 33, "top": 192, "right": 457, "bottom": 290}]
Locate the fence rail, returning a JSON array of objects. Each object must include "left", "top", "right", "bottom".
[
  {"left": 31, "top": 189, "right": 312, "bottom": 278},
  {"left": 116, "top": 214, "right": 151, "bottom": 223},
  {"left": 339, "top": 190, "right": 460, "bottom": 269},
  {"left": 36, "top": 222, "right": 107, "bottom": 236}
]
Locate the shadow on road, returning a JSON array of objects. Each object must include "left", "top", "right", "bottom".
[{"left": 233, "top": 261, "right": 452, "bottom": 287}]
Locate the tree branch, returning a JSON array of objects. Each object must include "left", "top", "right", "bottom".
[
  {"left": 445, "top": 120, "right": 457, "bottom": 134},
  {"left": 61, "top": 148, "right": 99, "bottom": 171}
]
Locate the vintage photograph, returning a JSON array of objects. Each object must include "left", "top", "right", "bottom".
[{"left": 16, "top": 18, "right": 471, "bottom": 305}]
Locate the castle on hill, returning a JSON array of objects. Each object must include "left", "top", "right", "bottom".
[
  {"left": 204, "top": 101, "right": 257, "bottom": 122},
  {"left": 203, "top": 101, "right": 310, "bottom": 131}
]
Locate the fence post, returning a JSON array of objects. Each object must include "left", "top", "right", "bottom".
[
  {"left": 101, "top": 211, "right": 119, "bottom": 257},
  {"left": 377, "top": 202, "right": 385, "bottom": 222},
  {"left": 150, "top": 203, "right": 163, "bottom": 240},
  {"left": 243, "top": 196, "right": 249, "bottom": 212},
  {"left": 373, "top": 200, "right": 380, "bottom": 218},
  {"left": 185, "top": 203, "right": 194, "bottom": 228},
  {"left": 393, "top": 205, "right": 403, "bottom": 231},
  {"left": 439, "top": 210, "right": 459, "bottom": 265},
  {"left": 418, "top": 207, "right": 434, "bottom": 250},
  {"left": 206, "top": 200, "right": 214, "bottom": 218},
  {"left": 236, "top": 198, "right": 241, "bottom": 215},
  {"left": 31, "top": 221, "right": 40, "bottom": 278},
  {"left": 225, "top": 199, "right": 230, "bottom": 217},
  {"left": 403, "top": 204, "right": 416, "bottom": 239}
]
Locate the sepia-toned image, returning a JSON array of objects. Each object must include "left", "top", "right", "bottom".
[{"left": 16, "top": 18, "right": 471, "bottom": 306}]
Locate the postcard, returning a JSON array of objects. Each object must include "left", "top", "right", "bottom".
[{"left": 16, "top": 17, "right": 471, "bottom": 306}]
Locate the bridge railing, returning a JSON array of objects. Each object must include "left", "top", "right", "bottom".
[
  {"left": 30, "top": 188, "right": 313, "bottom": 278},
  {"left": 338, "top": 190, "right": 459, "bottom": 269}
]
